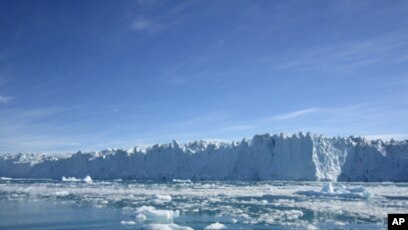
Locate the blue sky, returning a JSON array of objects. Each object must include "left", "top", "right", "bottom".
[{"left": 1, "top": 0, "right": 408, "bottom": 153}]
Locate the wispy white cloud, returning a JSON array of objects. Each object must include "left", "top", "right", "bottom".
[
  {"left": 269, "top": 108, "right": 316, "bottom": 120},
  {"left": 0, "top": 96, "right": 13, "bottom": 104},
  {"left": 208, "top": 102, "right": 408, "bottom": 141},
  {"left": 0, "top": 106, "right": 85, "bottom": 153},
  {"left": 274, "top": 29, "right": 408, "bottom": 73},
  {"left": 129, "top": 1, "right": 192, "bottom": 34},
  {"left": 131, "top": 18, "right": 164, "bottom": 33}
]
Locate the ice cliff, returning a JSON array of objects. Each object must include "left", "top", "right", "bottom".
[{"left": 1, "top": 133, "right": 407, "bottom": 182}]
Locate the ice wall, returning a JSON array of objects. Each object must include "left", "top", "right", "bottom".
[{"left": 1, "top": 133, "right": 407, "bottom": 182}]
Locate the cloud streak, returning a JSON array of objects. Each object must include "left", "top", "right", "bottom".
[
  {"left": 0, "top": 106, "right": 86, "bottom": 153},
  {"left": 0, "top": 96, "right": 13, "bottom": 104},
  {"left": 269, "top": 108, "right": 316, "bottom": 120},
  {"left": 131, "top": 18, "right": 164, "bottom": 33},
  {"left": 274, "top": 29, "right": 408, "bottom": 73},
  {"left": 129, "top": 1, "right": 193, "bottom": 34}
]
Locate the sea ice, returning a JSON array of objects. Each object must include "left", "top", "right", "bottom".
[
  {"left": 136, "top": 206, "right": 178, "bottom": 224},
  {"left": 204, "top": 222, "right": 227, "bottom": 229},
  {"left": 152, "top": 194, "right": 172, "bottom": 204},
  {"left": 61, "top": 176, "right": 81, "bottom": 182},
  {"left": 143, "top": 223, "right": 193, "bottom": 230},
  {"left": 61, "top": 175, "right": 93, "bottom": 183},
  {"left": 2, "top": 133, "right": 407, "bottom": 182},
  {"left": 172, "top": 179, "right": 192, "bottom": 183},
  {"left": 0, "top": 179, "right": 406, "bottom": 229},
  {"left": 54, "top": 191, "right": 69, "bottom": 196},
  {"left": 120, "top": 220, "right": 136, "bottom": 225},
  {"left": 83, "top": 175, "right": 93, "bottom": 183},
  {"left": 296, "top": 182, "right": 372, "bottom": 199}
]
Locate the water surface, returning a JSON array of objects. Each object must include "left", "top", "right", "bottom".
[{"left": 1, "top": 178, "right": 407, "bottom": 229}]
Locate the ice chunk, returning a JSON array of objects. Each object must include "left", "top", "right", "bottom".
[
  {"left": 120, "top": 220, "right": 136, "bottom": 225},
  {"left": 172, "top": 179, "right": 192, "bottom": 183},
  {"left": 306, "top": 224, "right": 319, "bottom": 230},
  {"left": 258, "top": 210, "right": 303, "bottom": 224},
  {"left": 136, "top": 213, "right": 147, "bottom": 222},
  {"left": 284, "top": 210, "right": 304, "bottom": 220},
  {"left": 321, "top": 182, "right": 334, "bottom": 193},
  {"left": 83, "top": 175, "right": 93, "bottom": 183},
  {"left": 143, "top": 223, "right": 193, "bottom": 230},
  {"left": 54, "top": 191, "right": 69, "bottom": 196},
  {"left": 136, "top": 206, "right": 177, "bottom": 223},
  {"left": 61, "top": 176, "right": 81, "bottom": 182},
  {"left": 204, "top": 222, "right": 227, "bottom": 229},
  {"left": 152, "top": 194, "right": 172, "bottom": 204},
  {"left": 61, "top": 175, "right": 92, "bottom": 183},
  {"left": 296, "top": 183, "right": 373, "bottom": 199}
]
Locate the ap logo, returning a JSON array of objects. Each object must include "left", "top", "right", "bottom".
[{"left": 388, "top": 214, "right": 408, "bottom": 229}]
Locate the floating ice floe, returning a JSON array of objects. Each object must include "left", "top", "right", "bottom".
[
  {"left": 134, "top": 205, "right": 191, "bottom": 229},
  {"left": 0, "top": 179, "right": 406, "bottom": 229},
  {"left": 306, "top": 224, "right": 319, "bottom": 230},
  {"left": 152, "top": 194, "right": 172, "bottom": 204},
  {"left": 120, "top": 220, "right": 136, "bottom": 225},
  {"left": 83, "top": 175, "right": 93, "bottom": 183},
  {"left": 54, "top": 191, "right": 70, "bottom": 196},
  {"left": 172, "top": 179, "right": 192, "bottom": 183},
  {"left": 143, "top": 223, "right": 193, "bottom": 230},
  {"left": 135, "top": 206, "right": 179, "bottom": 224},
  {"left": 61, "top": 176, "right": 81, "bottom": 182},
  {"left": 0, "top": 177, "right": 12, "bottom": 180},
  {"left": 257, "top": 210, "right": 304, "bottom": 224},
  {"left": 296, "top": 182, "right": 372, "bottom": 199},
  {"left": 61, "top": 175, "right": 93, "bottom": 183},
  {"left": 204, "top": 222, "right": 227, "bottom": 229}
]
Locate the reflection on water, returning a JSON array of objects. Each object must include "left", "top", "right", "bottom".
[{"left": 0, "top": 199, "right": 124, "bottom": 230}]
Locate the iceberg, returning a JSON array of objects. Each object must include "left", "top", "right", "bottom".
[
  {"left": 61, "top": 176, "right": 82, "bottom": 182},
  {"left": 296, "top": 182, "right": 373, "bottom": 199},
  {"left": 61, "top": 175, "right": 93, "bottom": 183},
  {"left": 143, "top": 223, "right": 193, "bottom": 230},
  {"left": 83, "top": 175, "right": 93, "bottom": 183},
  {"left": 204, "top": 222, "right": 228, "bottom": 229},
  {"left": 120, "top": 220, "right": 136, "bottom": 225},
  {"left": 152, "top": 194, "right": 172, "bottom": 204},
  {"left": 0, "top": 133, "right": 407, "bottom": 182},
  {"left": 135, "top": 206, "right": 179, "bottom": 224}
]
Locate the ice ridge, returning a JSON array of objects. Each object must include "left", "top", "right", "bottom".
[{"left": 0, "top": 132, "right": 407, "bottom": 182}]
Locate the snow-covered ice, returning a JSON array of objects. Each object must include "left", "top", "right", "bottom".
[
  {"left": 83, "top": 175, "right": 93, "bottom": 183},
  {"left": 135, "top": 206, "right": 178, "bottom": 224},
  {"left": 1, "top": 133, "right": 407, "bottom": 182},
  {"left": 204, "top": 222, "right": 227, "bottom": 229},
  {"left": 152, "top": 194, "right": 172, "bottom": 204},
  {"left": 120, "top": 220, "right": 136, "bottom": 225},
  {"left": 172, "top": 179, "right": 192, "bottom": 183},
  {"left": 61, "top": 176, "right": 82, "bottom": 182},
  {"left": 296, "top": 182, "right": 373, "bottom": 199},
  {"left": 61, "top": 175, "right": 93, "bottom": 183},
  {"left": 143, "top": 223, "right": 193, "bottom": 230}
]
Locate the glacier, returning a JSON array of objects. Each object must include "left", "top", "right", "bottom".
[{"left": 1, "top": 132, "right": 407, "bottom": 182}]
